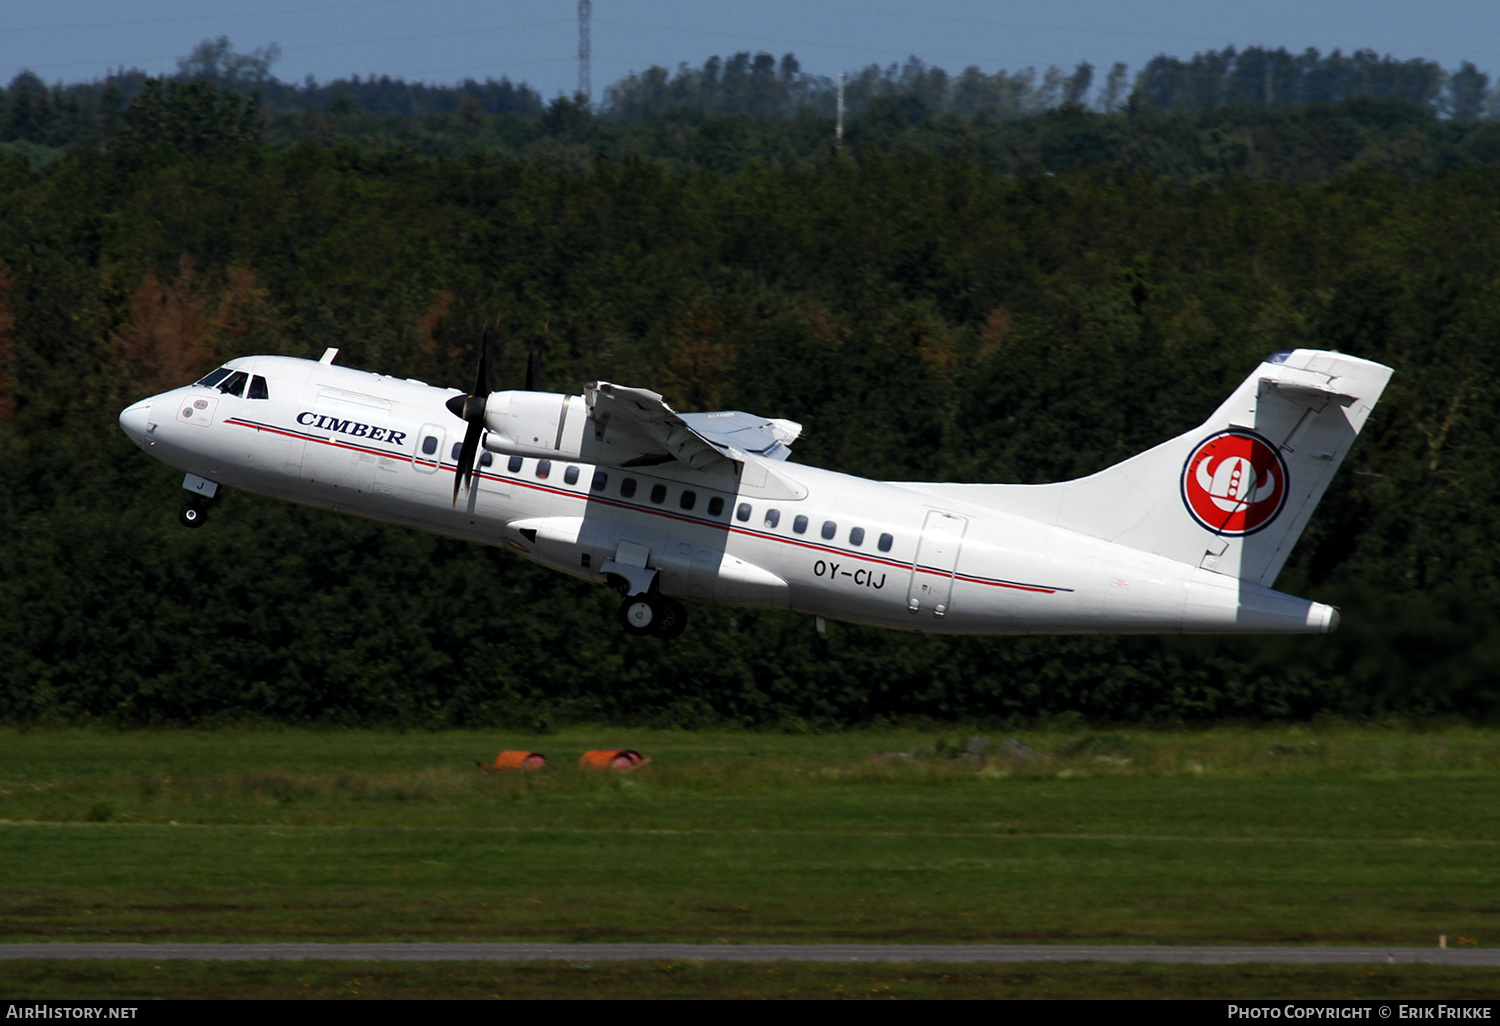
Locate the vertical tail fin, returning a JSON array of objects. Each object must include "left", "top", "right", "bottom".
[{"left": 964, "top": 350, "right": 1392, "bottom": 586}]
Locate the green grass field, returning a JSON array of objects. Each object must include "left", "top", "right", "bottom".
[{"left": 2, "top": 725, "right": 1497, "bottom": 998}]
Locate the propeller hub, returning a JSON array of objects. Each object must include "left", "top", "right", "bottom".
[{"left": 446, "top": 392, "right": 488, "bottom": 424}]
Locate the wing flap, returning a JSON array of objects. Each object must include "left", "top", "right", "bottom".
[
  {"left": 679, "top": 410, "right": 802, "bottom": 461},
  {"left": 586, "top": 382, "right": 800, "bottom": 469}
]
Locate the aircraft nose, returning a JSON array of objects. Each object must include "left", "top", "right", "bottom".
[{"left": 119, "top": 400, "right": 152, "bottom": 444}]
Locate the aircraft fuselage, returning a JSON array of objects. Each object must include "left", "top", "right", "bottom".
[{"left": 119, "top": 351, "right": 1371, "bottom": 637}]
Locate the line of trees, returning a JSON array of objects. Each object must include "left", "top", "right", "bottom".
[
  {"left": 4, "top": 40, "right": 1497, "bottom": 158},
  {"left": 5, "top": 43, "right": 1500, "bottom": 188},
  {"left": 1, "top": 78, "right": 1499, "bottom": 726}
]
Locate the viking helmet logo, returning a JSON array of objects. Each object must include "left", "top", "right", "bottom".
[{"left": 1181, "top": 430, "right": 1288, "bottom": 536}]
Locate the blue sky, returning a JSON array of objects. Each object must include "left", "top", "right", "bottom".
[{"left": 6, "top": 0, "right": 1499, "bottom": 100}]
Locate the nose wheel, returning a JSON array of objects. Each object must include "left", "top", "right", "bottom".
[
  {"left": 617, "top": 594, "right": 687, "bottom": 639},
  {"left": 178, "top": 496, "right": 210, "bottom": 528}
]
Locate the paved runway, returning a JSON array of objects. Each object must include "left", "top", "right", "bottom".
[{"left": 2, "top": 943, "right": 1497, "bottom": 965}]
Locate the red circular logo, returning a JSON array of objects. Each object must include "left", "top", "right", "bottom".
[{"left": 1181, "top": 430, "right": 1288, "bottom": 536}]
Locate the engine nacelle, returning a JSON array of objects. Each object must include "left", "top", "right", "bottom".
[{"left": 481, "top": 390, "right": 591, "bottom": 460}]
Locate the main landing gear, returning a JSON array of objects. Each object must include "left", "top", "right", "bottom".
[{"left": 618, "top": 593, "right": 688, "bottom": 640}]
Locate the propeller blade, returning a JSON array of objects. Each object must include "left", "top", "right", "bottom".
[
  {"left": 450, "top": 324, "right": 496, "bottom": 505},
  {"left": 524, "top": 347, "right": 540, "bottom": 391},
  {"left": 474, "top": 325, "right": 494, "bottom": 396},
  {"left": 525, "top": 322, "right": 545, "bottom": 391},
  {"left": 451, "top": 418, "right": 484, "bottom": 505}
]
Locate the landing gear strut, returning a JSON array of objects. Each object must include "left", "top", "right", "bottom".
[{"left": 617, "top": 594, "right": 688, "bottom": 639}]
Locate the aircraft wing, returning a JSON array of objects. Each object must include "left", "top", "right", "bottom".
[{"left": 585, "top": 381, "right": 801, "bottom": 470}]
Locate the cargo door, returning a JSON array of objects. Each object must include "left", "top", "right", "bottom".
[{"left": 297, "top": 391, "right": 388, "bottom": 494}]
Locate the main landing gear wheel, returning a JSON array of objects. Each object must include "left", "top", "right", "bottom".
[
  {"left": 178, "top": 499, "right": 208, "bottom": 529},
  {"left": 651, "top": 596, "right": 687, "bottom": 640},
  {"left": 617, "top": 595, "right": 689, "bottom": 639},
  {"left": 619, "top": 596, "right": 657, "bottom": 635}
]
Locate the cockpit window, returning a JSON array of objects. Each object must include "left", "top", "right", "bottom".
[
  {"left": 218, "top": 371, "right": 248, "bottom": 397},
  {"left": 247, "top": 375, "right": 269, "bottom": 400},
  {"left": 196, "top": 368, "right": 231, "bottom": 388}
]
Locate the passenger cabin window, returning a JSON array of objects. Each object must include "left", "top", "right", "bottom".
[
  {"left": 564, "top": 466, "right": 579, "bottom": 485},
  {"left": 479, "top": 452, "right": 493, "bottom": 467},
  {"left": 196, "top": 368, "right": 231, "bottom": 388},
  {"left": 793, "top": 515, "right": 808, "bottom": 534},
  {"left": 592, "top": 470, "right": 608, "bottom": 491},
  {"left": 736, "top": 503, "right": 751, "bottom": 522},
  {"left": 649, "top": 483, "right": 667, "bottom": 504},
  {"left": 219, "top": 371, "right": 248, "bottom": 397},
  {"left": 764, "top": 509, "right": 780, "bottom": 529},
  {"left": 707, "top": 496, "right": 724, "bottom": 517},
  {"left": 849, "top": 527, "right": 865, "bottom": 546},
  {"left": 536, "top": 460, "right": 551, "bottom": 479},
  {"left": 680, "top": 490, "right": 696, "bottom": 510},
  {"left": 879, "top": 533, "right": 894, "bottom": 552},
  {"left": 821, "top": 520, "right": 837, "bottom": 540},
  {"left": 508, "top": 456, "right": 523, "bottom": 473},
  {"left": 621, "top": 478, "right": 637, "bottom": 498},
  {"left": 451, "top": 443, "right": 463, "bottom": 461},
  {"left": 421, "top": 436, "right": 439, "bottom": 456},
  {"left": 247, "top": 375, "right": 269, "bottom": 400}
]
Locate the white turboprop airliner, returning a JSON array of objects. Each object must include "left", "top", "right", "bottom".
[{"left": 118, "top": 344, "right": 1390, "bottom": 639}]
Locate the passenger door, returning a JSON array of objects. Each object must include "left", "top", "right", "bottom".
[{"left": 906, "top": 510, "right": 968, "bottom": 618}]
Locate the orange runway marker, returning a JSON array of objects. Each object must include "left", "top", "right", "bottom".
[
  {"left": 478, "top": 751, "right": 547, "bottom": 771},
  {"left": 579, "top": 749, "right": 651, "bottom": 772}
]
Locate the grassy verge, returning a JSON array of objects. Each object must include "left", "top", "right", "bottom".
[
  {"left": 0, "top": 726, "right": 1496, "bottom": 947},
  {"left": 3, "top": 960, "right": 1499, "bottom": 1000}
]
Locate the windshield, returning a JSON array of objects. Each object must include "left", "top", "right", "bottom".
[{"left": 218, "top": 371, "right": 248, "bottom": 397}]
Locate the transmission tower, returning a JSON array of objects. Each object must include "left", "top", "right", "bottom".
[{"left": 577, "top": 0, "right": 592, "bottom": 101}]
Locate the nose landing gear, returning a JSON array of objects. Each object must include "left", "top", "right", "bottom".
[
  {"left": 178, "top": 473, "right": 220, "bottom": 529},
  {"left": 617, "top": 594, "right": 688, "bottom": 639},
  {"left": 179, "top": 497, "right": 210, "bottom": 528}
]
